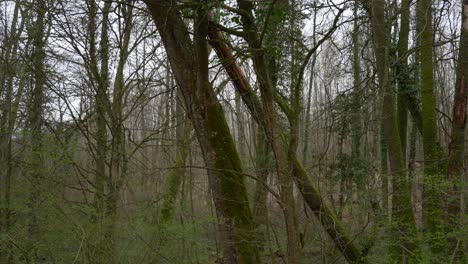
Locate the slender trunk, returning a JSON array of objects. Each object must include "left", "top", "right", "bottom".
[
  {"left": 302, "top": 3, "right": 318, "bottom": 164},
  {"left": 87, "top": 0, "right": 113, "bottom": 261},
  {"left": 160, "top": 90, "right": 191, "bottom": 222},
  {"left": 236, "top": 1, "right": 303, "bottom": 261},
  {"left": 286, "top": 0, "right": 304, "bottom": 260},
  {"left": 87, "top": 0, "right": 109, "bottom": 217},
  {"left": 0, "top": 3, "right": 24, "bottom": 262},
  {"left": 101, "top": 2, "right": 134, "bottom": 261},
  {"left": 302, "top": 61, "right": 315, "bottom": 164},
  {"left": 397, "top": 0, "right": 411, "bottom": 159},
  {"left": 235, "top": 90, "right": 246, "bottom": 162},
  {"left": 380, "top": 122, "right": 389, "bottom": 215},
  {"left": 352, "top": 1, "right": 362, "bottom": 158},
  {"left": 417, "top": 0, "right": 446, "bottom": 258},
  {"left": 27, "top": 0, "right": 47, "bottom": 259},
  {"left": 253, "top": 128, "right": 270, "bottom": 250}
]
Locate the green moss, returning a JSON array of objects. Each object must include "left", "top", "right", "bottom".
[
  {"left": 292, "top": 157, "right": 368, "bottom": 263},
  {"left": 204, "top": 101, "right": 261, "bottom": 263},
  {"left": 417, "top": 0, "right": 448, "bottom": 258}
]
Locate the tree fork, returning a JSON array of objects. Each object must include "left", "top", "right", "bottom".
[
  {"left": 208, "top": 22, "right": 368, "bottom": 264},
  {"left": 144, "top": 1, "right": 261, "bottom": 262}
]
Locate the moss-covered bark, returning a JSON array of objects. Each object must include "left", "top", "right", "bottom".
[
  {"left": 396, "top": 0, "right": 411, "bottom": 158},
  {"left": 352, "top": 2, "right": 362, "bottom": 158},
  {"left": 86, "top": 1, "right": 115, "bottom": 261},
  {"left": 106, "top": 3, "right": 133, "bottom": 262},
  {"left": 85, "top": 2, "right": 133, "bottom": 262},
  {"left": 446, "top": 1, "right": 468, "bottom": 261},
  {"left": 417, "top": 0, "right": 447, "bottom": 258},
  {"left": 252, "top": 128, "right": 270, "bottom": 250},
  {"left": 380, "top": 123, "right": 389, "bottom": 214},
  {"left": 0, "top": 3, "right": 23, "bottom": 262},
  {"left": 368, "top": 0, "right": 421, "bottom": 261},
  {"left": 208, "top": 23, "right": 368, "bottom": 263},
  {"left": 145, "top": 1, "right": 261, "bottom": 263},
  {"left": 26, "top": 0, "right": 47, "bottom": 260},
  {"left": 235, "top": 1, "right": 302, "bottom": 261},
  {"left": 160, "top": 106, "right": 191, "bottom": 222}
]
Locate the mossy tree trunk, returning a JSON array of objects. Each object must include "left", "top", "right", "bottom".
[
  {"left": 106, "top": 2, "right": 134, "bottom": 261},
  {"left": 235, "top": 90, "right": 246, "bottom": 163},
  {"left": 208, "top": 23, "right": 368, "bottom": 264},
  {"left": 236, "top": 1, "right": 306, "bottom": 261},
  {"left": 352, "top": 1, "right": 362, "bottom": 159},
  {"left": 86, "top": 1, "right": 134, "bottom": 262},
  {"left": 417, "top": 0, "right": 447, "bottom": 258},
  {"left": 86, "top": 0, "right": 113, "bottom": 261},
  {"left": 160, "top": 90, "right": 191, "bottom": 222},
  {"left": 396, "top": 0, "right": 411, "bottom": 159},
  {"left": 27, "top": 0, "right": 47, "bottom": 260},
  {"left": 380, "top": 123, "right": 389, "bottom": 215},
  {"left": 286, "top": 0, "right": 306, "bottom": 260},
  {"left": 446, "top": 0, "right": 468, "bottom": 260},
  {"left": 368, "top": 0, "right": 421, "bottom": 261},
  {"left": 252, "top": 128, "right": 270, "bottom": 250},
  {"left": 145, "top": 1, "right": 261, "bottom": 263},
  {"left": 0, "top": 2, "right": 26, "bottom": 262}
]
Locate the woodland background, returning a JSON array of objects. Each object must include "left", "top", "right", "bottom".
[{"left": 0, "top": 0, "right": 466, "bottom": 263}]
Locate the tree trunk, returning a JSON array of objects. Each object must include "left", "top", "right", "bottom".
[
  {"left": 160, "top": 90, "right": 191, "bottom": 222},
  {"left": 0, "top": 2, "right": 25, "bottom": 262},
  {"left": 368, "top": 0, "right": 420, "bottom": 261},
  {"left": 253, "top": 128, "right": 270, "bottom": 250},
  {"left": 396, "top": 0, "right": 411, "bottom": 158},
  {"left": 352, "top": 1, "right": 362, "bottom": 158},
  {"left": 105, "top": 2, "right": 134, "bottom": 261},
  {"left": 27, "top": 0, "right": 47, "bottom": 260},
  {"left": 235, "top": 1, "right": 305, "bottom": 261},
  {"left": 417, "top": 0, "right": 446, "bottom": 258},
  {"left": 144, "top": 1, "right": 261, "bottom": 263},
  {"left": 86, "top": 0, "right": 113, "bottom": 261},
  {"left": 446, "top": 0, "right": 468, "bottom": 260},
  {"left": 208, "top": 23, "right": 368, "bottom": 263}
]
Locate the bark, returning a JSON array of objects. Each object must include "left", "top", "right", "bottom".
[
  {"left": 396, "top": 0, "right": 411, "bottom": 158},
  {"left": 86, "top": 0, "right": 109, "bottom": 215},
  {"left": 285, "top": 2, "right": 304, "bottom": 260},
  {"left": 380, "top": 123, "right": 389, "bottom": 214},
  {"left": 0, "top": 1, "right": 20, "bottom": 98},
  {"left": 368, "top": 0, "right": 420, "bottom": 261},
  {"left": 86, "top": 0, "right": 114, "bottom": 261},
  {"left": 252, "top": 128, "right": 270, "bottom": 250},
  {"left": 27, "top": 0, "right": 47, "bottom": 259},
  {"left": 446, "top": 0, "right": 468, "bottom": 260},
  {"left": 352, "top": 2, "right": 362, "bottom": 158},
  {"left": 235, "top": 90, "right": 246, "bottom": 162},
  {"left": 302, "top": 27, "right": 316, "bottom": 165},
  {"left": 417, "top": 0, "right": 446, "bottom": 257},
  {"left": 104, "top": 2, "right": 134, "bottom": 261},
  {"left": 160, "top": 91, "right": 191, "bottom": 222},
  {"left": 144, "top": 1, "right": 261, "bottom": 263},
  {"left": 0, "top": 2, "right": 25, "bottom": 262},
  {"left": 208, "top": 24, "right": 368, "bottom": 263},
  {"left": 302, "top": 62, "right": 314, "bottom": 164},
  {"left": 236, "top": 1, "right": 304, "bottom": 261}
]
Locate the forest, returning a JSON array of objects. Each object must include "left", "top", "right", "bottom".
[{"left": 0, "top": 0, "right": 466, "bottom": 263}]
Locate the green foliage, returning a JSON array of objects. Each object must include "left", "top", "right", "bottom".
[
  {"left": 328, "top": 153, "right": 371, "bottom": 188},
  {"left": 331, "top": 91, "right": 361, "bottom": 138},
  {"left": 117, "top": 213, "right": 218, "bottom": 264}
]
